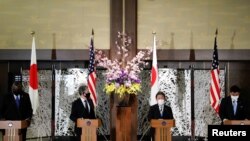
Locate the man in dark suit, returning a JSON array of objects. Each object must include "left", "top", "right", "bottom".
[
  {"left": 1, "top": 81, "right": 33, "bottom": 141},
  {"left": 219, "top": 85, "right": 249, "bottom": 124},
  {"left": 148, "top": 91, "right": 174, "bottom": 141},
  {"left": 70, "top": 85, "right": 96, "bottom": 141}
]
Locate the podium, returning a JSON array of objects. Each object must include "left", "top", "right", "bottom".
[
  {"left": 0, "top": 120, "right": 28, "bottom": 141},
  {"left": 223, "top": 120, "right": 250, "bottom": 125},
  {"left": 151, "top": 119, "right": 175, "bottom": 141},
  {"left": 77, "top": 119, "right": 101, "bottom": 141}
]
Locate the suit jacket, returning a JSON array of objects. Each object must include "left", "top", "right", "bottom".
[
  {"left": 1, "top": 91, "right": 33, "bottom": 120},
  {"left": 70, "top": 98, "right": 96, "bottom": 135},
  {"left": 219, "top": 96, "right": 248, "bottom": 121},
  {"left": 148, "top": 104, "right": 174, "bottom": 120}
]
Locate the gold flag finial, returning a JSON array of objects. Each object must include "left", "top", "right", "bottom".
[{"left": 31, "top": 31, "right": 35, "bottom": 36}]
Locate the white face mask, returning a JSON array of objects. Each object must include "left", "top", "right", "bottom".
[
  {"left": 231, "top": 95, "right": 239, "bottom": 101},
  {"left": 157, "top": 99, "right": 165, "bottom": 105}
]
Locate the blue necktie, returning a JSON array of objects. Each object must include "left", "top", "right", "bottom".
[
  {"left": 160, "top": 106, "right": 163, "bottom": 117},
  {"left": 233, "top": 100, "right": 237, "bottom": 115},
  {"left": 15, "top": 95, "right": 20, "bottom": 108},
  {"left": 84, "top": 100, "right": 89, "bottom": 113}
]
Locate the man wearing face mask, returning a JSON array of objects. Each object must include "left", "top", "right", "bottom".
[
  {"left": 148, "top": 91, "right": 174, "bottom": 141},
  {"left": 219, "top": 85, "right": 249, "bottom": 124},
  {"left": 70, "top": 85, "right": 96, "bottom": 141},
  {"left": 1, "top": 81, "right": 33, "bottom": 141}
]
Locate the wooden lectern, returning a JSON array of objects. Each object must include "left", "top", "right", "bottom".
[
  {"left": 223, "top": 120, "right": 250, "bottom": 125},
  {"left": 77, "top": 118, "right": 101, "bottom": 141},
  {"left": 116, "top": 107, "right": 132, "bottom": 141},
  {"left": 0, "top": 120, "right": 28, "bottom": 141},
  {"left": 151, "top": 119, "right": 175, "bottom": 141}
]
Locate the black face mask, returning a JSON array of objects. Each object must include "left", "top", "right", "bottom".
[
  {"left": 12, "top": 89, "right": 22, "bottom": 95},
  {"left": 13, "top": 92, "right": 18, "bottom": 95},
  {"left": 85, "top": 93, "right": 90, "bottom": 99}
]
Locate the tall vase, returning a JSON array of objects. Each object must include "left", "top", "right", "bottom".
[{"left": 117, "top": 94, "right": 130, "bottom": 107}]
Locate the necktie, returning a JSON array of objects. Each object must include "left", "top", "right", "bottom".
[
  {"left": 84, "top": 100, "right": 89, "bottom": 113},
  {"left": 15, "top": 95, "right": 20, "bottom": 108},
  {"left": 160, "top": 106, "right": 163, "bottom": 117},
  {"left": 233, "top": 100, "right": 237, "bottom": 115}
]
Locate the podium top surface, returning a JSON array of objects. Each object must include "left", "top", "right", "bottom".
[
  {"left": 150, "top": 119, "right": 175, "bottom": 128},
  {"left": 223, "top": 120, "right": 250, "bottom": 125},
  {"left": 0, "top": 120, "right": 28, "bottom": 129},
  {"left": 77, "top": 118, "right": 101, "bottom": 127}
]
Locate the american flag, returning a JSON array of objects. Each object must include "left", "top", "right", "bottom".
[
  {"left": 210, "top": 29, "right": 220, "bottom": 113},
  {"left": 87, "top": 30, "right": 97, "bottom": 106}
]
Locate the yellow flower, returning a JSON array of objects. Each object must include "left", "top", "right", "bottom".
[
  {"left": 104, "top": 82, "right": 141, "bottom": 97},
  {"left": 116, "top": 85, "right": 127, "bottom": 97},
  {"left": 127, "top": 83, "right": 141, "bottom": 94},
  {"left": 104, "top": 83, "right": 116, "bottom": 95}
]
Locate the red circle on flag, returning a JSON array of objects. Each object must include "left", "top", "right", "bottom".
[
  {"left": 151, "top": 67, "right": 157, "bottom": 86},
  {"left": 29, "top": 64, "right": 38, "bottom": 89}
]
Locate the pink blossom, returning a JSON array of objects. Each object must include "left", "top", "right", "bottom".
[{"left": 95, "top": 32, "right": 152, "bottom": 87}]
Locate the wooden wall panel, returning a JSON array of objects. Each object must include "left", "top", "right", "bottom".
[
  {"left": 1, "top": 49, "right": 250, "bottom": 61},
  {"left": 0, "top": 62, "right": 9, "bottom": 96}
]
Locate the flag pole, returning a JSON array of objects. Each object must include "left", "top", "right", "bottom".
[
  {"left": 51, "top": 63, "right": 56, "bottom": 141},
  {"left": 224, "top": 64, "right": 227, "bottom": 98},
  {"left": 190, "top": 64, "right": 195, "bottom": 141}
]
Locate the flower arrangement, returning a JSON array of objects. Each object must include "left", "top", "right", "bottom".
[{"left": 96, "top": 32, "right": 151, "bottom": 97}]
